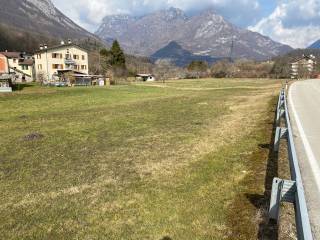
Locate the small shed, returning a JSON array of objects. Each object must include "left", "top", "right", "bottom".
[
  {"left": 0, "top": 74, "right": 12, "bottom": 92},
  {"left": 136, "top": 74, "right": 155, "bottom": 82}
]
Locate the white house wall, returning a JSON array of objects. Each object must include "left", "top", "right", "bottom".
[{"left": 34, "top": 45, "right": 89, "bottom": 81}]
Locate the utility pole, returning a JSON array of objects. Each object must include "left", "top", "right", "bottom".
[
  {"left": 45, "top": 45, "right": 49, "bottom": 81},
  {"left": 229, "top": 35, "right": 235, "bottom": 62}
]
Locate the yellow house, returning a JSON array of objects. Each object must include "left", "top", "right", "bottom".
[
  {"left": 0, "top": 52, "right": 34, "bottom": 82},
  {"left": 34, "top": 41, "right": 89, "bottom": 82}
]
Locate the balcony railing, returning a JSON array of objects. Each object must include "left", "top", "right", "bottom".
[{"left": 65, "top": 58, "right": 76, "bottom": 65}]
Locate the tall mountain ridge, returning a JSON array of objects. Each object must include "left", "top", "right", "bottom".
[
  {"left": 309, "top": 39, "right": 320, "bottom": 49},
  {"left": 96, "top": 8, "right": 293, "bottom": 63},
  {"left": 0, "top": 0, "right": 101, "bottom": 52}
]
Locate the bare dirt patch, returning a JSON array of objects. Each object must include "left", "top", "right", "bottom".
[{"left": 22, "top": 132, "right": 44, "bottom": 141}]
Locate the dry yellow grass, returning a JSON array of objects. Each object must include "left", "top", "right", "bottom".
[{"left": 0, "top": 79, "right": 282, "bottom": 239}]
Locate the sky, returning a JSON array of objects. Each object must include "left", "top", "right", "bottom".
[{"left": 52, "top": 0, "right": 320, "bottom": 48}]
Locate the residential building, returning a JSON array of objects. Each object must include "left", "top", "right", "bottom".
[
  {"left": 291, "top": 55, "right": 316, "bottom": 79},
  {"left": 0, "top": 51, "right": 35, "bottom": 82},
  {"left": 34, "top": 41, "right": 89, "bottom": 82}
]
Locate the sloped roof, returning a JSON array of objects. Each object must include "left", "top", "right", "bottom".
[
  {"left": 291, "top": 55, "right": 315, "bottom": 64},
  {"left": 34, "top": 43, "right": 88, "bottom": 54},
  {"left": 136, "top": 74, "right": 154, "bottom": 77},
  {"left": 19, "top": 59, "right": 34, "bottom": 66},
  {"left": 0, "top": 52, "right": 21, "bottom": 58}
]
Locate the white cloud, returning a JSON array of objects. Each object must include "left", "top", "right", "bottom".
[
  {"left": 52, "top": 0, "right": 261, "bottom": 31},
  {"left": 249, "top": 0, "right": 320, "bottom": 48}
]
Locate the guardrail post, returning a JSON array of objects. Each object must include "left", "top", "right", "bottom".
[
  {"left": 269, "top": 178, "right": 296, "bottom": 222},
  {"left": 269, "top": 178, "right": 283, "bottom": 221}
]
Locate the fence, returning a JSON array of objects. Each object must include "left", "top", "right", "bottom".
[{"left": 270, "top": 88, "right": 313, "bottom": 239}]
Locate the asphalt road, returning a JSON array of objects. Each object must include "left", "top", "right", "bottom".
[{"left": 289, "top": 79, "right": 320, "bottom": 239}]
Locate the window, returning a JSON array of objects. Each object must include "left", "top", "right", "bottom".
[
  {"left": 38, "top": 64, "right": 42, "bottom": 70},
  {"left": 52, "top": 64, "right": 63, "bottom": 69},
  {"left": 82, "top": 55, "right": 85, "bottom": 60},
  {"left": 21, "top": 65, "right": 29, "bottom": 70},
  {"left": 65, "top": 54, "right": 70, "bottom": 59},
  {"left": 13, "top": 58, "right": 17, "bottom": 63},
  {"left": 37, "top": 54, "right": 42, "bottom": 59},
  {"left": 52, "top": 53, "right": 63, "bottom": 59},
  {"left": 81, "top": 65, "right": 87, "bottom": 70},
  {"left": 73, "top": 55, "right": 79, "bottom": 60}
]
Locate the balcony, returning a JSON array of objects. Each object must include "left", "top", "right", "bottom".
[{"left": 65, "top": 58, "right": 76, "bottom": 65}]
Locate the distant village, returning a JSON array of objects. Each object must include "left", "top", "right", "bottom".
[
  {"left": 0, "top": 40, "right": 105, "bottom": 92},
  {"left": 0, "top": 38, "right": 319, "bottom": 93}
]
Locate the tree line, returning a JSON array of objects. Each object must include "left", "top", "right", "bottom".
[{"left": 98, "top": 41, "right": 320, "bottom": 83}]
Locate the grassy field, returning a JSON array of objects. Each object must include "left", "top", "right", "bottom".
[{"left": 0, "top": 79, "right": 281, "bottom": 239}]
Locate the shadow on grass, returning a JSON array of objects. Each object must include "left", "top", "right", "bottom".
[
  {"left": 160, "top": 236, "right": 172, "bottom": 240},
  {"left": 12, "top": 83, "right": 35, "bottom": 91},
  {"left": 246, "top": 104, "right": 279, "bottom": 239}
]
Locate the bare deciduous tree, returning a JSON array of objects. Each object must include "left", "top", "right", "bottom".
[{"left": 37, "top": 72, "right": 46, "bottom": 85}]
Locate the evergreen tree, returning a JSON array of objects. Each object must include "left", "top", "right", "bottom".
[
  {"left": 99, "top": 40, "right": 127, "bottom": 82},
  {"left": 110, "top": 40, "right": 126, "bottom": 68},
  {"left": 99, "top": 40, "right": 126, "bottom": 70}
]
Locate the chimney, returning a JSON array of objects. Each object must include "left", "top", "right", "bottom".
[
  {"left": 61, "top": 40, "right": 65, "bottom": 45},
  {"left": 68, "top": 39, "right": 72, "bottom": 44}
]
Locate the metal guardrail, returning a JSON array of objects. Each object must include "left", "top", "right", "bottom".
[{"left": 269, "top": 88, "right": 313, "bottom": 240}]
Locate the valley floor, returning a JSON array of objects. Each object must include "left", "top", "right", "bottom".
[{"left": 0, "top": 79, "right": 281, "bottom": 239}]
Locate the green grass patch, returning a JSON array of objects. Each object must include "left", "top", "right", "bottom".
[{"left": 0, "top": 79, "right": 280, "bottom": 239}]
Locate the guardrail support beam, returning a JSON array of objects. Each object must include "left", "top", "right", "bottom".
[
  {"left": 274, "top": 127, "right": 288, "bottom": 152},
  {"left": 270, "top": 90, "right": 313, "bottom": 240},
  {"left": 276, "top": 109, "right": 286, "bottom": 126}
]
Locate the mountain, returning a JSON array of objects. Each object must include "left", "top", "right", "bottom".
[
  {"left": 309, "top": 40, "right": 320, "bottom": 49},
  {"left": 0, "top": 0, "right": 101, "bottom": 52},
  {"left": 96, "top": 8, "right": 293, "bottom": 62},
  {"left": 151, "top": 41, "right": 225, "bottom": 67}
]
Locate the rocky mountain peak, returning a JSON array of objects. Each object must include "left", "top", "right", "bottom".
[
  {"left": 96, "top": 8, "right": 292, "bottom": 61},
  {"left": 161, "top": 7, "right": 188, "bottom": 21},
  {"left": 24, "top": 0, "right": 57, "bottom": 19},
  {"left": 0, "top": 0, "right": 99, "bottom": 45},
  {"left": 101, "top": 14, "right": 135, "bottom": 23}
]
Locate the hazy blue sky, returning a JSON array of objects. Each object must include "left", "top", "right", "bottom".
[{"left": 52, "top": 0, "right": 320, "bottom": 48}]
